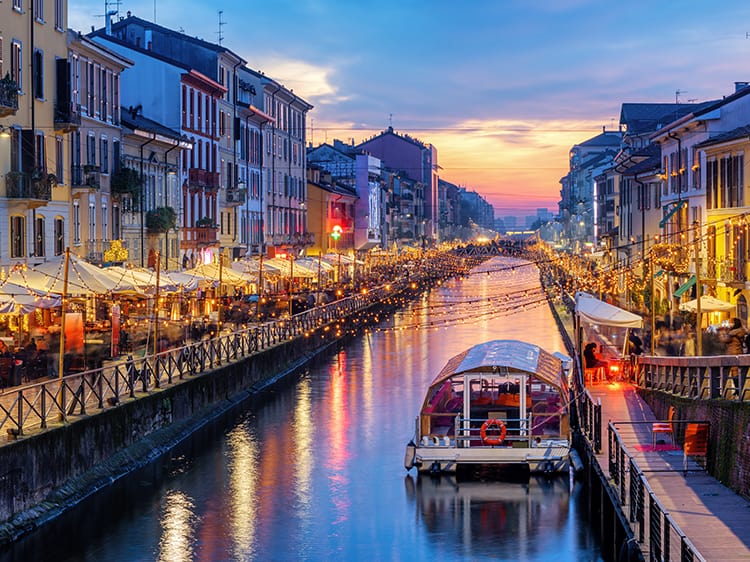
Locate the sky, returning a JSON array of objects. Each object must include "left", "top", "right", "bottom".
[{"left": 69, "top": 0, "right": 750, "bottom": 218}]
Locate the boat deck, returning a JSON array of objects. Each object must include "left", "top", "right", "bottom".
[{"left": 588, "top": 380, "right": 750, "bottom": 561}]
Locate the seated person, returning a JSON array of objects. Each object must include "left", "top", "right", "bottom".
[{"left": 583, "top": 342, "right": 609, "bottom": 371}]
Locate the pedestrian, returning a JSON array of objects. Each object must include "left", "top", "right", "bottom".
[{"left": 720, "top": 318, "right": 745, "bottom": 355}]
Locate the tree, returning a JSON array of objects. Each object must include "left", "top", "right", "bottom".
[{"left": 146, "top": 206, "right": 177, "bottom": 233}]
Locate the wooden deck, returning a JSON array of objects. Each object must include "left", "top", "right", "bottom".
[{"left": 588, "top": 379, "right": 750, "bottom": 561}]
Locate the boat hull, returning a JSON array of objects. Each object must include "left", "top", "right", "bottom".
[{"left": 411, "top": 440, "right": 571, "bottom": 475}]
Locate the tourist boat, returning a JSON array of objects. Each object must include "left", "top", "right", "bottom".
[{"left": 404, "top": 339, "right": 578, "bottom": 475}]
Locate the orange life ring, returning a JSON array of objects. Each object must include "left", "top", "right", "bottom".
[{"left": 480, "top": 419, "right": 507, "bottom": 446}]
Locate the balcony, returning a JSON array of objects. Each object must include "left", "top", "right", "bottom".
[
  {"left": 181, "top": 226, "right": 219, "bottom": 249},
  {"left": 0, "top": 77, "right": 19, "bottom": 117},
  {"left": 4, "top": 171, "right": 52, "bottom": 206},
  {"left": 225, "top": 188, "right": 246, "bottom": 205},
  {"left": 188, "top": 168, "right": 220, "bottom": 191},
  {"left": 71, "top": 165, "right": 101, "bottom": 190},
  {"left": 712, "top": 258, "right": 746, "bottom": 285},
  {"left": 54, "top": 102, "right": 82, "bottom": 132}
]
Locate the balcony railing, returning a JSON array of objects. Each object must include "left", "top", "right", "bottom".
[
  {"left": 181, "top": 226, "right": 219, "bottom": 248},
  {"left": 4, "top": 171, "right": 52, "bottom": 201},
  {"left": 0, "top": 77, "right": 19, "bottom": 117},
  {"left": 225, "top": 188, "right": 246, "bottom": 205},
  {"left": 268, "top": 232, "right": 315, "bottom": 248},
  {"left": 71, "top": 165, "right": 101, "bottom": 189},
  {"left": 54, "top": 102, "right": 81, "bottom": 132},
  {"left": 188, "top": 168, "right": 220, "bottom": 190},
  {"left": 710, "top": 258, "right": 745, "bottom": 284}
]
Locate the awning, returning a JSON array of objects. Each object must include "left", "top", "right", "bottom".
[
  {"left": 674, "top": 275, "right": 696, "bottom": 298},
  {"left": 575, "top": 292, "right": 643, "bottom": 329},
  {"left": 658, "top": 200, "right": 688, "bottom": 228}
]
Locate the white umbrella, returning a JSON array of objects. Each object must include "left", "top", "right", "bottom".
[
  {"left": 30, "top": 254, "right": 142, "bottom": 295},
  {"left": 0, "top": 279, "right": 61, "bottom": 314},
  {"left": 678, "top": 296, "right": 735, "bottom": 313}
]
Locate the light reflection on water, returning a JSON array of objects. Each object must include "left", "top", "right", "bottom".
[{"left": 0, "top": 257, "right": 603, "bottom": 562}]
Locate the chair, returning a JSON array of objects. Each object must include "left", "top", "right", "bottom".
[
  {"left": 652, "top": 406, "right": 675, "bottom": 448},
  {"left": 584, "top": 366, "right": 604, "bottom": 386},
  {"left": 683, "top": 422, "right": 709, "bottom": 474}
]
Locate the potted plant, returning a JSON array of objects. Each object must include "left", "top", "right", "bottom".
[{"left": 196, "top": 216, "right": 215, "bottom": 228}]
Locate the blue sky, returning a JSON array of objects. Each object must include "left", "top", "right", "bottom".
[{"left": 70, "top": 0, "right": 750, "bottom": 217}]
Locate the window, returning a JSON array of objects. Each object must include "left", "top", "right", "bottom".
[
  {"left": 89, "top": 202, "right": 95, "bottom": 242},
  {"left": 87, "top": 61, "right": 95, "bottom": 117},
  {"left": 100, "top": 137, "right": 108, "bottom": 173},
  {"left": 11, "top": 41, "right": 22, "bottom": 94},
  {"left": 10, "top": 216, "right": 25, "bottom": 258},
  {"left": 0, "top": 38, "right": 3, "bottom": 77},
  {"left": 112, "top": 204, "right": 120, "bottom": 240},
  {"left": 102, "top": 203, "right": 108, "bottom": 242},
  {"left": 73, "top": 202, "right": 80, "bottom": 245},
  {"left": 34, "top": 216, "right": 45, "bottom": 257},
  {"left": 100, "top": 67, "right": 107, "bottom": 120},
  {"left": 87, "top": 133, "right": 96, "bottom": 165},
  {"left": 35, "top": 133, "right": 46, "bottom": 171},
  {"left": 13, "top": 0, "right": 21, "bottom": 12},
  {"left": 34, "top": 0, "right": 43, "bottom": 21},
  {"left": 112, "top": 138, "right": 120, "bottom": 174},
  {"left": 54, "top": 218, "right": 64, "bottom": 255},
  {"left": 55, "top": 136, "right": 63, "bottom": 182},
  {"left": 54, "top": 0, "right": 63, "bottom": 30}
]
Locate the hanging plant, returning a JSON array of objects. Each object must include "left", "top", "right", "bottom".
[{"left": 146, "top": 206, "right": 177, "bottom": 233}]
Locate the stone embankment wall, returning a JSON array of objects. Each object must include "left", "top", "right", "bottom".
[
  {"left": 0, "top": 325, "right": 333, "bottom": 543},
  {"left": 639, "top": 390, "right": 750, "bottom": 499}
]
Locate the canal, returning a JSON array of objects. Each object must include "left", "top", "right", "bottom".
[{"left": 1, "top": 256, "right": 604, "bottom": 561}]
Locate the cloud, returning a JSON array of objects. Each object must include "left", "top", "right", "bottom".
[{"left": 260, "top": 57, "right": 340, "bottom": 100}]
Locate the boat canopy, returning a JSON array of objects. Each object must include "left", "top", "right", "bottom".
[
  {"left": 430, "top": 340, "right": 569, "bottom": 390},
  {"left": 574, "top": 292, "right": 642, "bottom": 329}
]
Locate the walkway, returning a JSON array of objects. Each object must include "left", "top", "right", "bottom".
[
  {"left": 589, "top": 380, "right": 750, "bottom": 561},
  {"left": 550, "top": 297, "right": 750, "bottom": 560}
]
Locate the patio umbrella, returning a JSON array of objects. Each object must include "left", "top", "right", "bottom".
[
  {"left": 183, "top": 263, "right": 255, "bottom": 287},
  {"left": 0, "top": 280, "right": 61, "bottom": 314},
  {"left": 103, "top": 266, "right": 180, "bottom": 293},
  {"left": 30, "top": 254, "right": 142, "bottom": 296},
  {"left": 678, "top": 296, "right": 735, "bottom": 313}
]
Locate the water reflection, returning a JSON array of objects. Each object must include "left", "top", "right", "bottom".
[
  {"left": 0, "top": 257, "right": 603, "bottom": 562},
  {"left": 226, "top": 426, "right": 259, "bottom": 560},
  {"left": 157, "top": 490, "right": 197, "bottom": 562},
  {"left": 406, "top": 475, "right": 580, "bottom": 560}
]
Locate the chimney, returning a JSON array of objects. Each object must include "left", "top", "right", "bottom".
[{"left": 735, "top": 81, "right": 749, "bottom": 93}]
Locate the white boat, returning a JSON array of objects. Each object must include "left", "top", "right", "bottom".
[{"left": 404, "top": 339, "right": 576, "bottom": 476}]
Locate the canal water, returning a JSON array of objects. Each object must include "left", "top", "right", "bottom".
[{"left": 1, "top": 256, "right": 604, "bottom": 561}]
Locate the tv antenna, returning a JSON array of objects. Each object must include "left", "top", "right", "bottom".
[
  {"left": 218, "top": 10, "right": 226, "bottom": 45},
  {"left": 96, "top": 0, "right": 121, "bottom": 29},
  {"left": 675, "top": 89, "right": 687, "bottom": 103}
]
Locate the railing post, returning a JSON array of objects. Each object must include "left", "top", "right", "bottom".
[{"left": 594, "top": 398, "right": 602, "bottom": 453}]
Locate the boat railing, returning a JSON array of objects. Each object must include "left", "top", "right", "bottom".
[{"left": 451, "top": 414, "right": 564, "bottom": 447}]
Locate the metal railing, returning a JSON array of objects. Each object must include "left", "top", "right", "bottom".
[
  {"left": 637, "top": 355, "right": 750, "bottom": 401},
  {"left": 607, "top": 421, "right": 706, "bottom": 562},
  {"left": 577, "top": 385, "right": 602, "bottom": 452},
  {"left": 0, "top": 285, "right": 393, "bottom": 438}
]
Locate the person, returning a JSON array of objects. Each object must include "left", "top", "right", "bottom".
[
  {"left": 720, "top": 318, "right": 746, "bottom": 355},
  {"left": 583, "top": 342, "right": 608, "bottom": 370},
  {"left": 628, "top": 330, "right": 643, "bottom": 356}
]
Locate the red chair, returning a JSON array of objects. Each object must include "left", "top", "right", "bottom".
[{"left": 652, "top": 406, "right": 675, "bottom": 448}]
